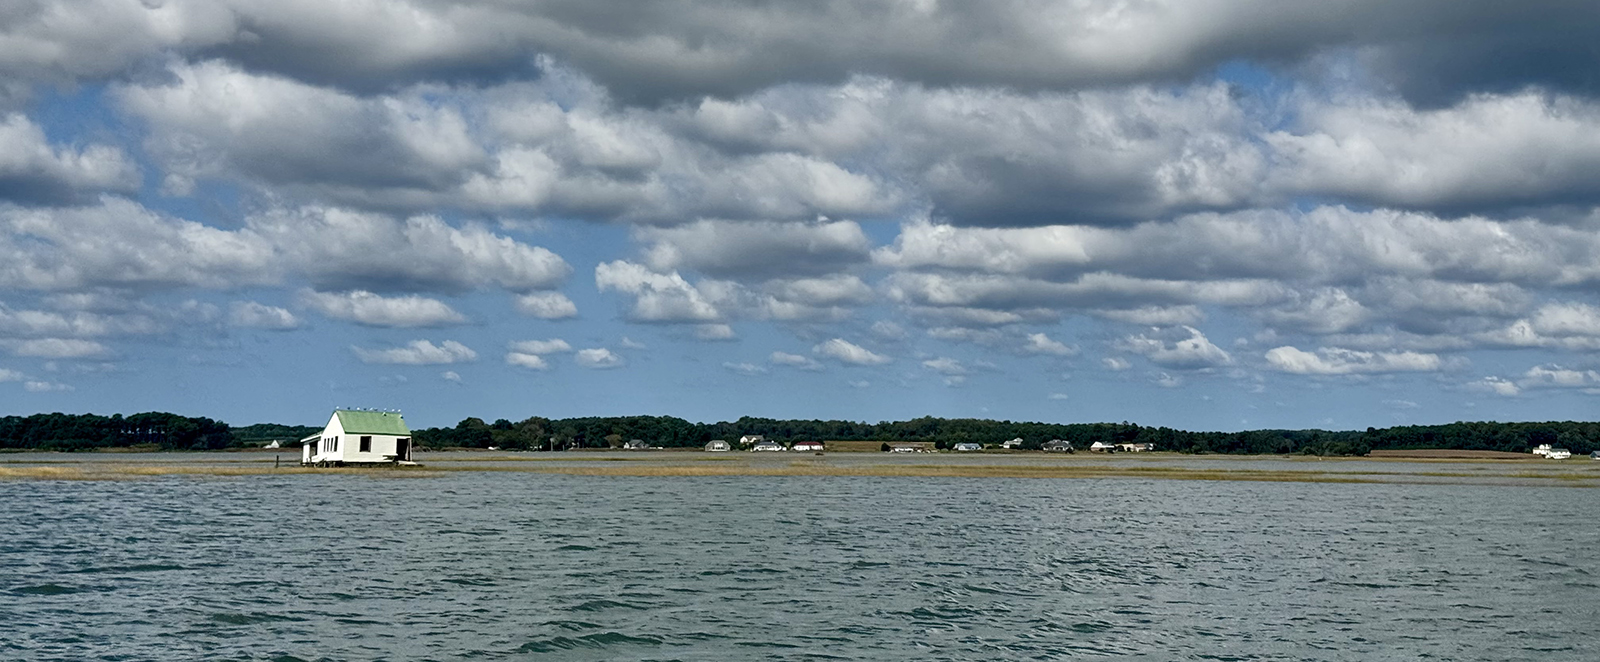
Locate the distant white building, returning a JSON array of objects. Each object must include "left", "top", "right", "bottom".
[
  {"left": 1001, "top": 438, "right": 1024, "bottom": 450},
  {"left": 1089, "top": 441, "right": 1117, "bottom": 452},
  {"left": 623, "top": 439, "right": 650, "bottom": 450},
  {"left": 1547, "top": 448, "right": 1572, "bottom": 460},
  {"left": 751, "top": 440, "right": 786, "bottom": 452},
  {"left": 1043, "top": 440, "right": 1074, "bottom": 452},
  {"left": 953, "top": 442, "right": 982, "bottom": 452},
  {"left": 739, "top": 435, "right": 765, "bottom": 446},
  {"left": 1118, "top": 442, "right": 1155, "bottom": 452},
  {"left": 792, "top": 441, "right": 825, "bottom": 452},
  {"left": 302, "top": 409, "right": 412, "bottom": 466},
  {"left": 1533, "top": 443, "right": 1554, "bottom": 456},
  {"left": 705, "top": 440, "right": 731, "bottom": 452}
]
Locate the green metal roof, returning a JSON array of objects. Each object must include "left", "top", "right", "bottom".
[{"left": 335, "top": 410, "right": 410, "bottom": 435}]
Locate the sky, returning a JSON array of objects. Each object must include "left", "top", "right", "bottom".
[{"left": 5, "top": 1, "right": 1600, "bottom": 431}]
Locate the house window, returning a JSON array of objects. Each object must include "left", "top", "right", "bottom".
[{"left": 360, "top": 436, "right": 371, "bottom": 452}]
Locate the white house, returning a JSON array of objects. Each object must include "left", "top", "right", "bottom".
[
  {"left": 302, "top": 409, "right": 412, "bottom": 466},
  {"left": 705, "top": 440, "right": 731, "bottom": 452},
  {"left": 792, "top": 441, "right": 825, "bottom": 452},
  {"left": 1533, "top": 443, "right": 1553, "bottom": 456},
  {"left": 751, "top": 440, "right": 786, "bottom": 452},
  {"left": 953, "top": 442, "right": 982, "bottom": 452},
  {"left": 1089, "top": 441, "right": 1117, "bottom": 452},
  {"left": 1043, "top": 440, "right": 1074, "bottom": 452},
  {"left": 1000, "top": 438, "right": 1024, "bottom": 450},
  {"left": 739, "top": 435, "right": 765, "bottom": 446},
  {"left": 623, "top": 439, "right": 650, "bottom": 450}
]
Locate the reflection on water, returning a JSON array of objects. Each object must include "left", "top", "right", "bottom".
[{"left": 1, "top": 470, "right": 1596, "bottom": 660}]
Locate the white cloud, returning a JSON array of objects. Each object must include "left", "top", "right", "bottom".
[
  {"left": 0, "top": 199, "right": 570, "bottom": 294},
  {"left": 1518, "top": 364, "right": 1600, "bottom": 389},
  {"left": 1263, "top": 346, "right": 1444, "bottom": 375},
  {"left": 813, "top": 338, "right": 891, "bottom": 366},
  {"left": 441, "top": 370, "right": 463, "bottom": 383},
  {"left": 0, "top": 113, "right": 139, "bottom": 204},
  {"left": 723, "top": 361, "right": 767, "bottom": 376},
  {"left": 0, "top": 367, "right": 23, "bottom": 382},
  {"left": 1153, "top": 372, "right": 1183, "bottom": 388},
  {"left": 509, "top": 339, "right": 572, "bottom": 355},
  {"left": 23, "top": 380, "right": 72, "bottom": 392},
  {"left": 1093, "top": 305, "right": 1204, "bottom": 326},
  {"left": 771, "top": 351, "right": 822, "bottom": 371},
  {"left": 575, "top": 347, "right": 624, "bottom": 369},
  {"left": 1466, "top": 376, "right": 1521, "bottom": 397},
  {"left": 637, "top": 219, "right": 872, "bottom": 278},
  {"left": 1117, "top": 326, "right": 1232, "bottom": 369},
  {"left": 505, "top": 352, "right": 550, "bottom": 370},
  {"left": 871, "top": 320, "right": 908, "bottom": 341},
  {"left": 228, "top": 301, "right": 300, "bottom": 330},
  {"left": 300, "top": 289, "right": 465, "bottom": 327},
  {"left": 1103, "top": 357, "right": 1132, "bottom": 371},
  {"left": 1022, "top": 332, "right": 1078, "bottom": 357},
  {"left": 1048, "top": 392, "right": 1070, "bottom": 400},
  {"left": 353, "top": 339, "right": 477, "bottom": 365},
  {"left": 9, "top": 338, "right": 110, "bottom": 359},
  {"left": 695, "top": 324, "right": 736, "bottom": 341},
  {"left": 921, "top": 357, "right": 966, "bottom": 375},
  {"left": 513, "top": 292, "right": 577, "bottom": 319},
  {"left": 595, "top": 260, "right": 721, "bottom": 323}
]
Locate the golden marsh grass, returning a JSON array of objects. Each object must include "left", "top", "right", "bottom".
[{"left": 3, "top": 453, "right": 1596, "bottom": 486}]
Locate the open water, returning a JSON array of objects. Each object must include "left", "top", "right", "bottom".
[{"left": 2, "top": 468, "right": 1598, "bottom": 660}]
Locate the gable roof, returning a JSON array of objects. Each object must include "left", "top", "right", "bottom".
[{"left": 335, "top": 410, "right": 410, "bottom": 436}]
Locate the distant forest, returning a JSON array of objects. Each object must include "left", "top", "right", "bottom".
[
  {"left": 409, "top": 415, "right": 1600, "bottom": 456},
  {"left": 1, "top": 411, "right": 1597, "bottom": 456}
]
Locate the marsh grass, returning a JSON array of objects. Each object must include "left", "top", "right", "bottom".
[{"left": 3, "top": 455, "right": 1596, "bottom": 486}]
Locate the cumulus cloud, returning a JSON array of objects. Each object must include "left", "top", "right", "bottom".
[
  {"left": 509, "top": 339, "right": 573, "bottom": 355},
  {"left": 637, "top": 219, "right": 872, "bottom": 278},
  {"left": 770, "top": 351, "right": 822, "bottom": 371},
  {"left": 228, "top": 301, "right": 300, "bottom": 330},
  {"left": 504, "top": 352, "right": 549, "bottom": 370},
  {"left": 1466, "top": 376, "right": 1521, "bottom": 397},
  {"left": 695, "top": 324, "right": 736, "bottom": 341},
  {"left": 723, "top": 361, "right": 767, "bottom": 376},
  {"left": 0, "top": 367, "right": 23, "bottom": 382},
  {"left": 353, "top": 339, "right": 477, "bottom": 365},
  {"left": 1022, "top": 333, "right": 1077, "bottom": 357},
  {"left": 300, "top": 290, "right": 464, "bottom": 327},
  {"left": 575, "top": 347, "right": 624, "bottom": 369},
  {"left": 0, "top": 113, "right": 139, "bottom": 204},
  {"left": 0, "top": 198, "right": 570, "bottom": 294},
  {"left": 1263, "top": 346, "right": 1445, "bottom": 375},
  {"left": 595, "top": 261, "right": 721, "bottom": 323},
  {"left": 1116, "top": 326, "right": 1232, "bottom": 369},
  {"left": 24, "top": 380, "right": 73, "bottom": 392},
  {"left": 513, "top": 292, "right": 578, "bottom": 319},
  {"left": 1103, "top": 357, "right": 1132, "bottom": 371},
  {"left": 813, "top": 338, "right": 890, "bottom": 366},
  {"left": 8, "top": 338, "right": 110, "bottom": 359}
]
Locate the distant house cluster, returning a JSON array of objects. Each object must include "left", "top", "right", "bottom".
[
  {"left": 1089, "top": 441, "right": 1155, "bottom": 453},
  {"left": 1532, "top": 443, "right": 1574, "bottom": 460}
]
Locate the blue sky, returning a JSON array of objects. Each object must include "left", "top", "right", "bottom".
[{"left": 5, "top": 1, "right": 1600, "bottom": 430}]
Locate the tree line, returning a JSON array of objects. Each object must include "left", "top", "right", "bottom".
[
  {"left": 0, "top": 412, "right": 235, "bottom": 451},
  {"left": 410, "top": 415, "right": 1600, "bottom": 456},
  {"left": 3, "top": 411, "right": 1596, "bottom": 456}
]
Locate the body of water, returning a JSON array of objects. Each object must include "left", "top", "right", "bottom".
[{"left": 2, "top": 468, "right": 1597, "bottom": 660}]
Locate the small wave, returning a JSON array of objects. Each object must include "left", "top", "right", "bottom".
[
  {"left": 11, "top": 583, "right": 89, "bottom": 596},
  {"left": 67, "top": 563, "right": 186, "bottom": 574},
  {"left": 572, "top": 599, "right": 647, "bottom": 612},
  {"left": 540, "top": 619, "right": 602, "bottom": 631},
  {"left": 555, "top": 544, "right": 595, "bottom": 551},
  {"left": 209, "top": 612, "right": 306, "bottom": 625},
  {"left": 516, "top": 632, "right": 662, "bottom": 652}
]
